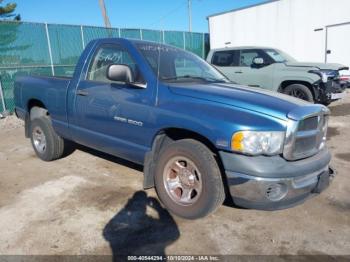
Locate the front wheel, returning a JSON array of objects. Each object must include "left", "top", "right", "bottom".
[
  {"left": 283, "top": 84, "right": 314, "bottom": 103},
  {"left": 154, "top": 139, "right": 225, "bottom": 219}
]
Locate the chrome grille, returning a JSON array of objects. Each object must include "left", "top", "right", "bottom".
[{"left": 284, "top": 105, "right": 329, "bottom": 161}]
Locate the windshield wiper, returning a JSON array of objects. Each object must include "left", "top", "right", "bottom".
[{"left": 162, "top": 75, "right": 227, "bottom": 83}]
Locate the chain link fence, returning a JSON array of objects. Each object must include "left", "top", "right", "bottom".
[{"left": 0, "top": 21, "right": 210, "bottom": 113}]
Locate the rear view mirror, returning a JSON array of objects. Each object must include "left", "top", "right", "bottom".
[
  {"left": 253, "top": 57, "right": 264, "bottom": 65},
  {"left": 107, "top": 64, "right": 134, "bottom": 83}
]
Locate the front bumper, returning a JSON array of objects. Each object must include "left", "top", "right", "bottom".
[
  {"left": 220, "top": 148, "right": 334, "bottom": 210},
  {"left": 316, "top": 80, "right": 346, "bottom": 103}
]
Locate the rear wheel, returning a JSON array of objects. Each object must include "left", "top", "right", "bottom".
[
  {"left": 154, "top": 139, "right": 225, "bottom": 219},
  {"left": 284, "top": 84, "right": 314, "bottom": 103},
  {"left": 30, "top": 117, "right": 66, "bottom": 161}
]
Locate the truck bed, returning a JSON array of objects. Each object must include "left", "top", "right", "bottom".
[{"left": 14, "top": 75, "right": 72, "bottom": 137}]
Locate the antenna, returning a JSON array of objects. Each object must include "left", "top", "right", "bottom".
[
  {"left": 155, "top": 17, "right": 164, "bottom": 107},
  {"left": 99, "top": 0, "right": 112, "bottom": 28},
  {"left": 188, "top": 0, "right": 192, "bottom": 32}
]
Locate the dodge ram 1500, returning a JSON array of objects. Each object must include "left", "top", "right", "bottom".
[{"left": 14, "top": 38, "right": 334, "bottom": 219}]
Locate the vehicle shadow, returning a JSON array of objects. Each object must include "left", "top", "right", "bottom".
[
  {"left": 73, "top": 143, "right": 143, "bottom": 171},
  {"left": 103, "top": 191, "right": 180, "bottom": 261},
  {"left": 74, "top": 144, "right": 242, "bottom": 211}
]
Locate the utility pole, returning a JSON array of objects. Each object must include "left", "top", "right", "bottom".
[
  {"left": 188, "top": 0, "right": 192, "bottom": 32},
  {"left": 99, "top": 0, "right": 111, "bottom": 28}
]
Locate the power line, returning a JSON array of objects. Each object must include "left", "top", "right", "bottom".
[{"left": 147, "top": 0, "right": 188, "bottom": 29}]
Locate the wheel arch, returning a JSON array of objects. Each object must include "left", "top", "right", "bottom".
[
  {"left": 278, "top": 80, "right": 316, "bottom": 99},
  {"left": 143, "top": 127, "right": 228, "bottom": 192},
  {"left": 156, "top": 128, "right": 218, "bottom": 153},
  {"left": 28, "top": 98, "right": 47, "bottom": 110},
  {"left": 25, "top": 99, "right": 49, "bottom": 138}
]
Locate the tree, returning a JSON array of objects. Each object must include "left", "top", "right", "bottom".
[
  {"left": 0, "top": 0, "right": 20, "bottom": 21},
  {"left": 0, "top": 0, "right": 25, "bottom": 61}
]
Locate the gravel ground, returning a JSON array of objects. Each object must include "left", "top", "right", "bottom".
[
  {"left": 0, "top": 114, "right": 23, "bottom": 132},
  {"left": 0, "top": 93, "right": 349, "bottom": 257}
]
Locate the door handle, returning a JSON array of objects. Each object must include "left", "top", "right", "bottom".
[
  {"left": 235, "top": 71, "right": 243, "bottom": 74},
  {"left": 76, "top": 90, "right": 89, "bottom": 96}
]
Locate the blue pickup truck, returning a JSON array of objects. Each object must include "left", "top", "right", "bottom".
[{"left": 14, "top": 38, "right": 334, "bottom": 219}]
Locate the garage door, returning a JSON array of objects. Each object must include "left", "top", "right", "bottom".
[{"left": 326, "top": 22, "right": 350, "bottom": 67}]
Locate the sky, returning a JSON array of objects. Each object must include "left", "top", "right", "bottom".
[{"left": 13, "top": 0, "right": 266, "bottom": 33}]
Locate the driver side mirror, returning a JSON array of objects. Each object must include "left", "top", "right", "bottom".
[
  {"left": 252, "top": 57, "right": 264, "bottom": 65},
  {"left": 107, "top": 64, "right": 134, "bottom": 83}
]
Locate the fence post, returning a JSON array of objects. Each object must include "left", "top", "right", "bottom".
[
  {"left": 45, "top": 23, "right": 55, "bottom": 76},
  {"left": 0, "top": 78, "right": 8, "bottom": 116},
  {"left": 183, "top": 31, "right": 186, "bottom": 50},
  {"left": 162, "top": 30, "right": 165, "bottom": 43},
  {"left": 202, "top": 33, "right": 205, "bottom": 59},
  {"left": 118, "top": 28, "right": 121, "bottom": 38},
  {"left": 80, "top": 25, "right": 85, "bottom": 49},
  {"left": 140, "top": 29, "right": 143, "bottom": 40}
]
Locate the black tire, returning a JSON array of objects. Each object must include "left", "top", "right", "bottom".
[
  {"left": 322, "top": 101, "right": 332, "bottom": 106},
  {"left": 284, "top": 84, "right": 314, "bottom": 103},
  {"left": 30, "top": 117, "right": 66, "bottom": 161},
  {"left": 154, "top": 139, "right": 225, "bottom": 219}
]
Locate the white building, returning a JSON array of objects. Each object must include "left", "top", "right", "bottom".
[{"left": 207, "top": 0, "right": 350, "bottom": 67}]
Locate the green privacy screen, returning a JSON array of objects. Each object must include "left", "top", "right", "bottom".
[
  {"left": 83, "top": 26, "right": 120, "bottom": 46},
  {"left": 0, "top": 22, "right": 51, "bottom": 67},
  {"left": 48, "top": 24, "right": 84, "bottom": 66},
  {"left": 142, "top": 30, "right": 162, "bottom": 43},
  {"left": 0, "top": 21, "right": 210, "bottom": 112}
]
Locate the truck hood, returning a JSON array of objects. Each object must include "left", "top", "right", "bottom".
[
  {"left": 285, "top": 62, "right": 348, "bottom": 71},
  {"left": 168, "top": 82, "right": 309, "bottom": 121}
]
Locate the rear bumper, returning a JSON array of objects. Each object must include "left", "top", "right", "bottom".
[{"left": 220, "top": 149, "right": 334, "bottom": 210}]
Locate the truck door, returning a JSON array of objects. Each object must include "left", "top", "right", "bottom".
[
  {"left": 210, "top": 49, "right": 241, "bottom": 82},
  {"left": 234, "top": 49, "right": 274, "bottom": 89},
  {"left": 211, "top": 49, "right": 274, "bottom": 89},
  {"left": 71, "top": 44, "right": 153, "bottom": 164}
]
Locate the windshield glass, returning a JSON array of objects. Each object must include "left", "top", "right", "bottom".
[
  {"left": 136, "top": 43, "right": 229, "bottom": 83},
  {"left": 263, "top": 49, "right": 297, "bottom": 63}
]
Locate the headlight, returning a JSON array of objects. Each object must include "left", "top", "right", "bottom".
[
  {"left": 308, "top": 70, "right": 330, "bottom": 83},
  {"left": 320, "top": 72, "right": 329, "bottom": 83},
  {"left": 231, "top": 131, "right": 285, "bottom": 155}
]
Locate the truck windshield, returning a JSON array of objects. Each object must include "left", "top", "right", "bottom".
[
  {"left": 136, "top": 43, "right": 229, "bottom": 83},
  {"left": 264, "top": 49, "right": 296, "bottom": 63}
]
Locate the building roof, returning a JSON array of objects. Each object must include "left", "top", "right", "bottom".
[{"left": 207, "top": 0, "right": 281, "bottom": 19}]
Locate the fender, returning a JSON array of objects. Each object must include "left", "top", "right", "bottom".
[{"left": 143, "top": 133, "right": 173, "bottom": 189}]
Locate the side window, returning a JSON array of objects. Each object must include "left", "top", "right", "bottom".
[
  {"left": 211, "top": 50, "right": 239, "bottom": 67},
  {"left": 87, "top": 45, "right": 143, "bottom": 83},
  {"left": 240, "top": 50, "right": 260, "bottom": 67}
]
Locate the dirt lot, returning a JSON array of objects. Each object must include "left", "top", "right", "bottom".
[{"left": 0, "top": 93, "right": 349, "bottom": 257}]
